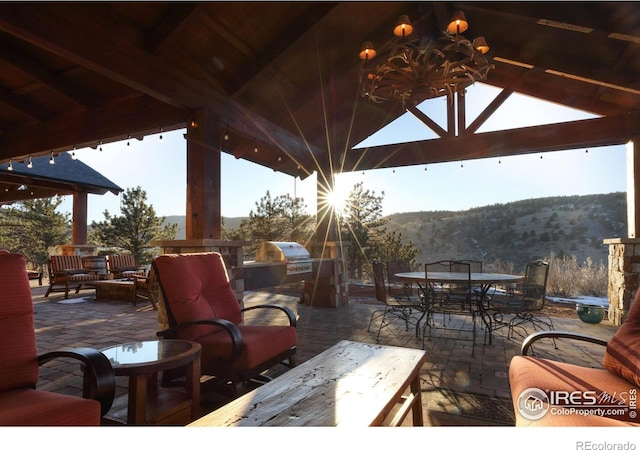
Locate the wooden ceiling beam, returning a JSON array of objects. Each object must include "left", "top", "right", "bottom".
[
  {"left": 0, "top": 96, "right": 188, "bottom": 162},
  {"left": 0, "top": 35, "right": 96, "bottom": 109},
  {"left": 146, "top": 3, "right": 203, "bottom": 52},
  {"left": 0, "top": 3, "right": 320, "bottom": 167},
  {"left": 0, "top": 84, "right": 54, "bottom": 122},
  {"left": 226, "top": 2, "right": 339, "bottom": 96},
  {"left": 348, "top": 112, "right": 640, "bottom": 170}
]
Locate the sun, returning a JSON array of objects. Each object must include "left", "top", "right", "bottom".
[{"left": 324, "top": 186, "right": 349, "bottom": 214}]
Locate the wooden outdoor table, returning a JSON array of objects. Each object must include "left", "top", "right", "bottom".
[
  {"left": 188, "top": 339, "right": 427, "bottom": 427},
  {"left": 92, "top": 278, "right": 136, "bottom": 305}
]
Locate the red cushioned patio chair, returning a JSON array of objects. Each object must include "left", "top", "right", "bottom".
[
  {"left": 153, "top": 252, "right": 297, "bottom": 396},
  {"left": 0, "top": 252, "right": 115, "bottom": 425}
]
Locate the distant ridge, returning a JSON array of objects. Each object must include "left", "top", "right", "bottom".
[
  {"left": 160, "top": 192, "right": 625, "bottom": 270},
  {"left": 162, "top": 216, "right": 245, "bottom": 240}
]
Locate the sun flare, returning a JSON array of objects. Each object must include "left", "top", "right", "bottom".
[{"left": 324, "top": 186, "right": 349, "bottom": 214}]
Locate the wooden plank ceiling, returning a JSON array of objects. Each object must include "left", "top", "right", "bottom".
[{"left": 0, "top": 2, "right": 638, "bottom": 182}]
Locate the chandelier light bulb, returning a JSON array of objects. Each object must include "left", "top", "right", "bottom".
[
  {"left": 394, "top": 15, "right": 413, "bottom": 37},
  {"left": 447, "top": 11, "right": 468, "bottom": 34},
  {"left": 359, "top": 41, "right": 376, "bottom": 60}
]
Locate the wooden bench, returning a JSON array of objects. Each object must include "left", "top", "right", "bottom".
[
  {"left": 27, "top": 269, "right": 43, "bottom": 285},
  {"left": 45, "top": 255, "right": 100, "bottom": 299},
  {"left": 188, "top": 339, "right": 427, "bottom": 427}
]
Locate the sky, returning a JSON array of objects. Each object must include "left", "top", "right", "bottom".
[{"left": 59, "top": 83, "right": 627, "bottom": 223}]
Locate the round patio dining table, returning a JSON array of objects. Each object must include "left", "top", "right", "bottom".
[{"left": 393, "top": 271, "right": 524, "bottom": 344}]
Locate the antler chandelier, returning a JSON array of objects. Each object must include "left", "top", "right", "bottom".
[{"left": 359, "top": 11, "right": 493, "bottom": 105}]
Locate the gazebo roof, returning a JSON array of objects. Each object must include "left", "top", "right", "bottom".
[
  {"left": 0, "top": 2, "right": 637, "bottom": 179},
  {"left": 0, "top": 152, "right": 122, "bottom": 204}
]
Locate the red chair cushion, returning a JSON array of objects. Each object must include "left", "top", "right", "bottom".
[
  {"left": 603, "top": 289, "right": 640, "bottom": 388},
  {"left": 0, "top": 253, "right": 38, "bottom": 391},
  {"left": 198, "top": 324, "right": 297, "bottom": 371},
  {"left": 154, "top": 253, "right": 242, "bottom": 341},
  {"left": 0, "top": 388, "right": 100, "bottom": 426},
  {"left": 510, "top": 356, "right": 640, "bottom": 424}
]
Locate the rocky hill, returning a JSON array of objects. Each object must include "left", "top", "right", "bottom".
[
  {"left": 162, "top": 192, "right": 626, "bottom": 272},
  {"left": 384, "top": 192, "right": 626, "bottom": 271}
]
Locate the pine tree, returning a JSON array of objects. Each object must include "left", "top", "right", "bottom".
[
  {"left": 90, "top": 186, "right": 177, "bottom": 265},
  {"left": 0, "top": 197, "right": 70, "bottom": 272}
]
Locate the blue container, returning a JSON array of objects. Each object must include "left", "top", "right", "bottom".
[{"left": 576, "top": 304, "right": 606, "bottom": 324}]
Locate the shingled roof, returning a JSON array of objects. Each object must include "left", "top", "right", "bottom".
[{"left": 0, "top": 152, "right": 122, "bottom": 204}]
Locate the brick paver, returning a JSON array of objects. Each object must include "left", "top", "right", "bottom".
[{"left": 30, "top": 281, "right": 618, "bottom": 426}]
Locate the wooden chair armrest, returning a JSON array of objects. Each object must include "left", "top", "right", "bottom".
[
  {"left": 156, "top": 318, "right": 244, "bottom": 361},
  {"left": 38, "top": 347, "right": 115, "bottom": 416},
  {"left": 521, "top": 330, "right": 608, "bottom": 356},
  {"left": 242, "top": 304, "right": 298, "bottom": 328}
]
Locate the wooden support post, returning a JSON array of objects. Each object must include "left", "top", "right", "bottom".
[
  {"left": 185, "top": 108, "right": 222, "bottom": 240},
  {"left": 627, "top": 139, "right": 640, "bottom": 239},
  {"left": 315, "top": 172, "right": 336, "bottom": 242},
  {"left": 72, "top": 190, "right": 88, "bottom": 245}
]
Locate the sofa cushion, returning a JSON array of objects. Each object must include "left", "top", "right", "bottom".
[
  {"left": 510, "top": 355, "right": 640, "bottom": 425},
  {"left": 603, "top": 290, "right": 640, "bottom": 388},
  {"left": 0, "top": 388, "right": 100, "bottom": 426}
]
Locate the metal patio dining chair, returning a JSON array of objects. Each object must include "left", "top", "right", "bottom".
[
  {"left": 422, "top": 260, "right": 477, "bottom": 355},
  {"left": 485, "top": 260, "right": 553, "bottom": 341},
  {"left": 368, "top": 260, "right": 423, "bottom": 342}
]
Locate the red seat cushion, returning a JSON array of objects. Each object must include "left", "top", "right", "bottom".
[
  {"left": 0, "top": 388, "right": 100, "bottom": 426},
  {"left": 198, "top": 325, "right": 297, "bottom": 371},
  {"left": 510, "top": 356, "right": 640, "bottom": 424},
  {"left": 603, "top": 289, "right": 640, "bottom": 388}
]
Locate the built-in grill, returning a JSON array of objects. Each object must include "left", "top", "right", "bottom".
[
  {"left": 256, "top": 241, "right": 312, "bottom": 275},
  {"left": 243, "top": 241, "right": 312, "bottom": 290}
]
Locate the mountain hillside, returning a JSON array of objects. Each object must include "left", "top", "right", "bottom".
[
  {"left": 384, "top": 192, "right": 626, "bottom": 271},
  {"left": 162, "top": 216, "right": 244, "bottom": 240},
  {"left": 160, "top": 192, "right": 626, "bottom": 272}
]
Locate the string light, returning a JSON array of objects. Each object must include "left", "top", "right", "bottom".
[
  {"left": 159, "top": 128, "right": 163, "bottom": 143},
  {"left": 49, "top": 152, "right": 55, "bottom": 165},
  {"left": 223, "top": 124, "right": 230, "bottom": 141},
  {"left": 7, "top": 160, "right": 12, "bottom": 171},
  {"left": 71, "top": 146, "right": 77, "bottom": 160},
  {"left": 127, "top": 134, "right": 131, "bottom": 146},
  {"left": 27, "top": 155, "right": 32, "bottom": 168}
]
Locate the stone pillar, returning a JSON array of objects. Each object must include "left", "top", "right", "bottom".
[
  {"left": 603, "top": 237, "right": 640, "bottom": 325},
  {"left": 303, "top": 241, "right": 350, "bottom": 307}
]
